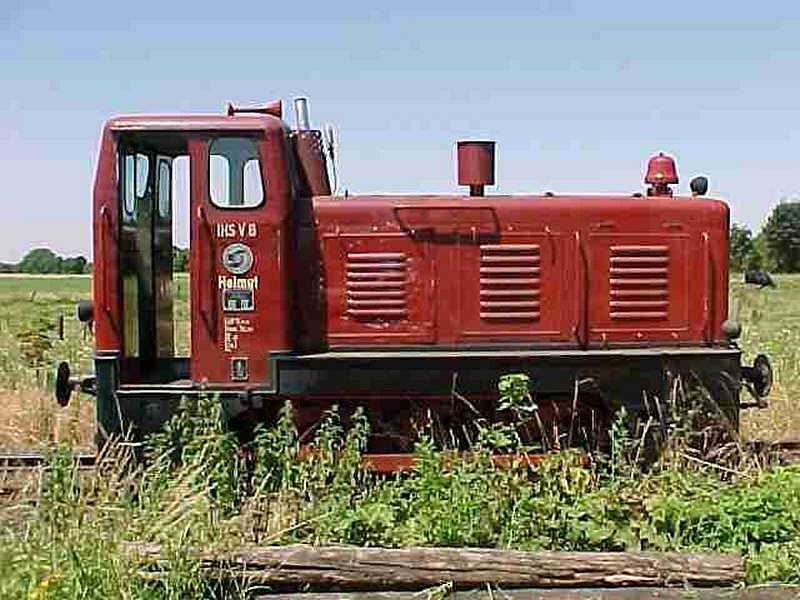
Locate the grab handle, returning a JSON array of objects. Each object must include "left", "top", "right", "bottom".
[
  {"left": 197, "top": 206, "right": 217, "bottom": 340},
  {"left": 99, "top": 205, "right": 113, "bottom": 314},
  {"left": 574, "top": 231, "right": 590, "bottom": 349},
  {"left": 701, "top": 232, "right": 713, "bottom": 343},
  {"left": 392, "top": 205, "right": 499, "bottom": 237}
]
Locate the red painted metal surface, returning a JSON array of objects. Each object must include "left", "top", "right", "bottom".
[
  {"left": 313, "top": 194, "right": 729, "bottom": 348},
  {"left": 92, "top": 125, "right": 121, "bottom": 353},
  {"left": 91, "top": 107, "right": 730, "bottom": 392},
  {"left": 457, "top": 140, "right": 495, "bottom": 196},
  {"left": 93, "top": 113, "right": 296, "bottom": 385},
  {"left": 293, "top": 130, "right": 331, "bottom": 196},
  {"left": 187, "top": 123, "right": 294, "bottom": 385},
  {"left": 107, "top": 114, "right": 280, "bottom": 132},
  {"left": 226, "top": 99, "right": 282, "bottom": 118}
]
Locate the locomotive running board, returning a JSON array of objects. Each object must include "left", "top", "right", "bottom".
[
  {"left": 107, "top": 345, "right": 744, "bottom": 400},
  {"left": 268, "top": 346, "right": 743, "bottom": 397}
]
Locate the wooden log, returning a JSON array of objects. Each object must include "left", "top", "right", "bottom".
[
  {"left": 127, "top": 544, "right": 744, "bottom": 590},
  {"left": 254, "top": 586, "right": 800, "bottom": 599}
]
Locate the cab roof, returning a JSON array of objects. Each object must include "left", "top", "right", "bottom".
[{"left": 106, "top": 113, "right": 284, "bottom": 133}]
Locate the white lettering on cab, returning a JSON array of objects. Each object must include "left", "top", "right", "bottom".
[
  {"left": 216, "top": 223, "right": 258, "bottom": 239},
  {"left": 218, "top": 275, "right": 260, "bottom": 290}
]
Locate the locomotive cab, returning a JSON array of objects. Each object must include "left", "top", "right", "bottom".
[
  {"left": 65, "top": 108, "right": 303, "bottom": 437},
  {"left": 58, "top": 97, "right": 772, "bottom": 458}
]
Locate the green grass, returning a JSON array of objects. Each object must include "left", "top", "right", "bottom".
[
  {"left": 4, "top": 396, "right": 800, "bottom": 598},
  {"left": 0, "top": 275, "right": 95, "bottom": 447}
]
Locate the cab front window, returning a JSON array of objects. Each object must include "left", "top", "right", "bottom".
[{"left": 209, "top": 137, "right": 264, "bottom": 208}]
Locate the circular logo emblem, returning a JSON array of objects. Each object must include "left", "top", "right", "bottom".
[{"left": 222, "top": 243, "right": 254, "bottom": 275}]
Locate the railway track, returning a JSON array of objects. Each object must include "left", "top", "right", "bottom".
[
  {"left": 747, "top": 440, "right": 800, "bottom": 464},
  {"left": 0, "top": 450, "right": 96, "bottom": 499},
  {"left": 0, "top": 451, "right": 96, "bottom": 469}
]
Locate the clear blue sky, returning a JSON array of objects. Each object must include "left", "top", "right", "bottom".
[{"left": 2, "top": 0, "right": 800, "bottom": 261}]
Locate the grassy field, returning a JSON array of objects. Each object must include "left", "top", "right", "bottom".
[
  {"left": 0, "top": 274, "right": 799, "bottom": 596},
  {"left": 0, "top": 275, "right": 190, "bottom": 449},
  {"left": 0, "top": 275, "right": 95, "bottom": 448},
  {"left": 731, "top": 275, "right": 800, "bottom": 441}
]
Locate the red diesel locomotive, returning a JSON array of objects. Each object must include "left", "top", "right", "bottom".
[{"left": 56, "top": 98, "right": 772, "bottom": 463}]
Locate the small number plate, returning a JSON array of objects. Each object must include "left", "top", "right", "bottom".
[
  {"left": 230, "top": 357, "right": 249, "bottom": 382},
  {"left": 223, "top": 289, "right": 254, "bottom": 312}
]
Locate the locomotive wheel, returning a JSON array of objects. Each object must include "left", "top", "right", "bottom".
[
  {"left": 531, "top": 392, "right": 615, "bottom": 452},
  {"left": 655, "top": 372, "right": 740, "bottom": 461}
]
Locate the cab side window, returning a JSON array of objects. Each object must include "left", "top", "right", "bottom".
[
  {"left": 157, "top": 158, "right": 172, "bottom": 219},
  {"left": 122, "top": 151, "right": 151, "bottom": 219},
  {"left": 209, "top": 137, "right": 264, "bottom": 208}
]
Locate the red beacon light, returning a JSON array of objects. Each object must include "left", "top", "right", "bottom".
[{"left": 645, "top": 152, "right": 678, "bottom": 197}]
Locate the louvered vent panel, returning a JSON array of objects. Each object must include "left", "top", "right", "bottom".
[
  {"left": 609, "top": 245, "right": 669, "bottom": 320},
  {"left": 479, "top": 244, "right": 541, "bottom": 320},
  {"left": 346, "top": 252, "right": 408, "bottom": 320}
]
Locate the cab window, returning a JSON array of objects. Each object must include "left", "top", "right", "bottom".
[
  {"left": 209, "top": 137, "right": 264, "bottom": 208},
  {"left": 157, "top": 158, "right": 171, "bottom": 219},
  {"left": 122, "top": 151, "right": 151, "bottom": 218}
]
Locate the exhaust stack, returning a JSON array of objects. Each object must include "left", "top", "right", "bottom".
[
  {"left": 291, "top": 96, "right": 332, "bottom": 196},
  {"left": 457, "top": 141, "right": 496, "bottom": 196},
  {"left": 294, "top": 97, "right": 311, "bottom": 130}
]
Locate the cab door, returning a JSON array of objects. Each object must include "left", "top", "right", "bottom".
[
  {"left": 154, "top": 156, "right": 175, "bottom": 359},
  {"left": 189, "top": 133, "right": 291, "bottom": 385},
  {"left": 118, "top": 148, "right": 177, "bottom": 382},
  {"left": 118, "top": 148, "right": 156, "bottom": 377}
]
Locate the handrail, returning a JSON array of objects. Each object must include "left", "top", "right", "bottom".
[
  {"left": 99, "top": 205, "right": 112, "bottom": 314},
  {"left": 392, "top": 205, "right": 500, "bottom": 237},
  {"left": 196, "top": 206, "right": 217, "bottom": 340},
  {"left": 393, "top": 204, "right": 497, "bottom": 211},
  {"left": 544, "top": 226, "right": 556, "bottom": 265},
  {"left": 574, "top": 231, "right": 590, "bottom": 349},
  {"left": 701, "top": 231, "right": 713, "bottom": 343}
]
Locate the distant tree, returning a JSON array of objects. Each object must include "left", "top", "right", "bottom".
[
  {"left": 729, "top": 223, "right": 754, "bottom": 272},
  {"left": 18, "top": 248, "right": 62, "bottom": 274},
  {"left": 763, "top": 201, "right": 800, "bottom": 272},
  {"left": 173, "top": 247, "right": 189, "bottom": 272},
  {"left": 4, "top": 249, "right": 90, "bottom": 274},
  {"left": 61, "top": 256, "right": 88, "bottom": 274}
]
